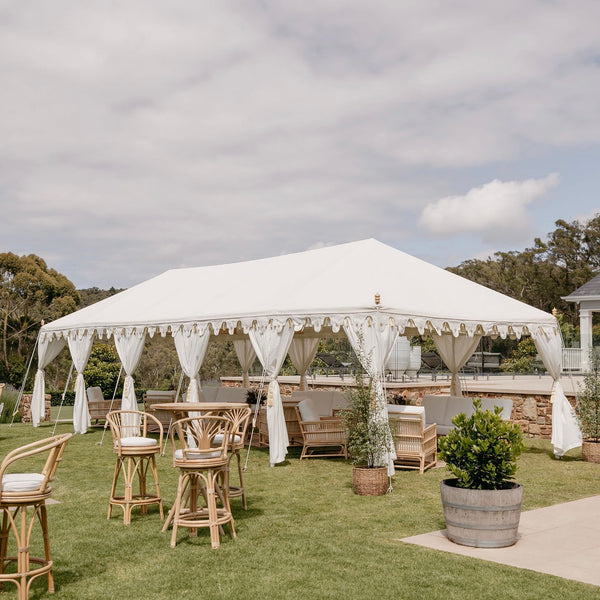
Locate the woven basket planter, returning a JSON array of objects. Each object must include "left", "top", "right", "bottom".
[
  {"left": 352, "top": 466, "right": 388, "bottom": 496},
  {"left": 582, "top": 441, "right": 600, "bottom": 463}
]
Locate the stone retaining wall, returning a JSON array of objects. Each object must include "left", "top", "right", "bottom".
[
  {"left": 20, "top": 394, "right": 51, "bottom": 423},
  {"left": 460, "top": 391, "right": 574, "bottom": 439},
  {"left": 222, "top": 377, "right": 567, "bottom": 439}
]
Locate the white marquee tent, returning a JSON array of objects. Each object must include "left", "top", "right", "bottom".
[{"left": 34, "top": 239, "right": 581, "bottom": 469}]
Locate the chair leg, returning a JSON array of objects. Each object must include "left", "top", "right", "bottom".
[
  {"left": 206, "top": 469, "right": 221, "bottom": 549},
  {"left": 149, "top": 455, "right": 164, "bottom": 520},
  {"left": 138, "top": 458, "right": 148, "bottom": 516},
  {"left": 234, "top": 450, "right": 247, "bottom": 510},
  {"left": 108, "top": 457, "right": 122, "bottom": 520},
  {"left": 222, "top": 466, "right": 236, "bottom": 540},
  {"left": 124, "top": 457, "right": 134, "bottom": 525},
  {"left": 39, "top": 504, "right": 54, "bottom": 593},
  {"left": 170, "top": 472, "right": 187, "bottom": 548},
  {"left": 0, "top": 509, "right": 8, "bottom": 578}
]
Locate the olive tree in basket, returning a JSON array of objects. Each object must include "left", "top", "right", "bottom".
[{"left": 341, "top": 373, "right": 392, "bottom": 496}]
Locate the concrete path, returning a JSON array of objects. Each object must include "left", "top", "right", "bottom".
[{"left": 401, "top": 495, "right": 600, "bottom": 587}]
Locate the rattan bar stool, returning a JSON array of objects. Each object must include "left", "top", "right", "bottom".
[
  {"left": 106, "top": 410, "right": 164, "bottom": 525},
  {"left": 214, "top": 406, "right": 251, "bottom": 510},
  {"left": 168, "top": 415, "right": 235, "bottom": 548},
  {"left": 0, "top": 433, "right": 72, "bottom": 600}
]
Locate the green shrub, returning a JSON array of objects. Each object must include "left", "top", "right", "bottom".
[
  {"left": 500, "top": 337, "right": 538, "bottom": 373},
  {"left": 438, "top": 398, "right": 524, "bottom": 490},
  {"left": 576, "top": 354, "right": 600, "bottom": 442},
  {"left": 49, "top": 391, "right": 75, "bottom": 406},
  {"left": 0, "top": 386, "right": 21, "bottom": 423}
]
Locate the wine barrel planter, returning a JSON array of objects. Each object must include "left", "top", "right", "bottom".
[
  {"left": 352, "top": 466, "right": 388, "bottom": 496},
  {"left": 440, "top": 479, "right": 523, "bottom": 548},
  {"left": 582, "top": 441, "right": 600, "bottom": 463}
]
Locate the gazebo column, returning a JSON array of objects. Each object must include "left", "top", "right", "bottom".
[{"left": 580, "top": 308, "right": 593, "bottom": 372}]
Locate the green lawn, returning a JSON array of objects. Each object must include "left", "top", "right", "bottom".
[{"left": 0, "top": 423, "right": 598, "bottom": 600}]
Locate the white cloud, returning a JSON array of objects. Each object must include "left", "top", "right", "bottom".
[
  {"left": 0, "top": 2, "right": 599, "bottom": 286},
  {"left": 418, "top": 174, "right": 561, "bottom": 236}
]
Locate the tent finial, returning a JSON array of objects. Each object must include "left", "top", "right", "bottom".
[{"left": 374, "top": 293, "right": 381, "bottom": 306}]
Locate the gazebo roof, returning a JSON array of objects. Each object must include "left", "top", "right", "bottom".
[{"left": 563, "top": 273, "right": 600, "bottom": 302}]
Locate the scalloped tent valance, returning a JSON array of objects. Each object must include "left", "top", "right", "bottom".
[{"left": 40, "top": 238, "right": 558, "bottom": 342}]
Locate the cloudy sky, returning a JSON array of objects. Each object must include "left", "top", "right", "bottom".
[{"left": 1, "top": 1, "right": 599, "bottom": 289}]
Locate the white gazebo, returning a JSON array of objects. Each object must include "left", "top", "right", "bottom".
[
  {"left": 563, "top": 273, "right": 600, "bottom": 372},
  {"left": 33, "top": 239, "right": 581, "bottom": 464}
]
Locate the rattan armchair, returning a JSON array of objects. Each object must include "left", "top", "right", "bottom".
[
  {"left": 294, "top": 406, "right": 348, "bottom": 459},
  {"left": 0, "top": 432, "right": 72, "bottom": 600},
  {"left": 106, "top": 410, "right": 164, "bottom": 525},
  {"left": 389, "top": 414, "right": 437, "bottom": 474}
]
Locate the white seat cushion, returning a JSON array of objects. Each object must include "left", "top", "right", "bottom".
[
  {"left": 174, "top": 448, "right": 222, "bottom": 460},
  {"left": 2, "top": 473, "right": 45, "bottom": 492},
  {"left": 297, "top": 398, "right": 320, "bottom": 422},
  {"left": 118, "top": 436, "right": 158, "bottom": 447}
]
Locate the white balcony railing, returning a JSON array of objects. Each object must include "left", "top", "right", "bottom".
[{"left": 562, "top": 348, "right": 583, "bottom": 372}]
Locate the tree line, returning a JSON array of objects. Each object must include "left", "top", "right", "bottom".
[{"left": 1, "top": 214, "right": 599, "bottom": 391}]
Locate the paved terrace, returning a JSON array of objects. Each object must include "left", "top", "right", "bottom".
[{"left": 225, "top": 373, "right": 585, "bottom": 397}]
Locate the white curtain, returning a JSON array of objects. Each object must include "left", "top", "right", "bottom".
[
  {"left": 67, "top": 334, "right": 94, "bottom": 434},
  {"left": 174, "top": 328, "right": 211, "bottom": 404},
  {"left": 113, "top": 330, "right": 146, "bottom": 412},
  {"left": 31, "top": 337, "right": 66, "bottom": 427},
  {"left": 233, "top": 339, "right": 256, "bottom": 388},
  {"left": 249, "top": 324, "right": 295, "bottom": 466},
  {"left": 432, "top": 333, "right": 481, "bottom": 396},
  {"left": 343, "top": 317, "right": 399, "bottom": 476},
  {"left": 289, "top": 337, "right": 319, "bottom": 391},
  {"left": 534, "top": 330, "right": 582, "bottom": 457}
]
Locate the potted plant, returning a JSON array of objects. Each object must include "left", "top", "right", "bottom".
[
  {"left": 437, "top": 398, "right": 525, "bottom": 547},
  {"left": 576, "top": 352, "right": 600, "bottom": 463},
  {"left": 341, "top": 373, "right": 392, "bottom": 496}
]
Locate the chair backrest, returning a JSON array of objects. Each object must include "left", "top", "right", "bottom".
[
  {"left": 170, "top": 415, "right": 233, "bottom": 465},
  {"left": 87, "top": 386, "right": 105, "bottom": 403},
  {"left": 0, "top": 433, "right": 72, "bottom": 499},
  {"left": 387, "top": 404, "right": 425, "bottom": 424},
  {"left": 226, "top": 405, "right": 252, "bottom": 443},
  {"left": 388, "top": 416, "right": 425, "bottom": 452},
  {"left": 107, "top": 410, "right": 163, "bottom": 449},
  {"left": 214, "top": 387, "right": 249, "bottom": 404}
]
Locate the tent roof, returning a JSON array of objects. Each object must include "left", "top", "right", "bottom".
[{"left": 40, "top": 239, "right": 557, "bottom": 340}]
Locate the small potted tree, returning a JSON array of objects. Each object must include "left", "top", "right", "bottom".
[
  {"left": 341, "top": 373, "right": 392, "bottom": 496},
  {"left": 577, "top": 352, "right": 600, "bottom": 463},
  {"left": 438, "top": 399, "right": 525, "bottom": 547}
]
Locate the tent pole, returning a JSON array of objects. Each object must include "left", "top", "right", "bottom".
[
  {"left": 244, "top": 367, "right": 267, "bottom": 471},
  {"left": 52, "top": 362, "right": 74, "bottom": 435},
  {"left": 97, "top": 365, "right": 124, "bottom": 447},
  {"left": 10, "top": 334, "right": 39, "bottom": 427}
]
